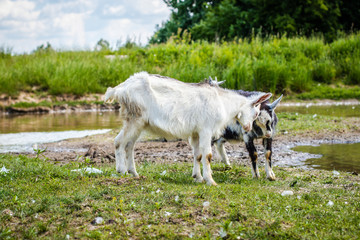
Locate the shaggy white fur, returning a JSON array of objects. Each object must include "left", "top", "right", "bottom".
[{"left": 105, "top": 72, "right": 271, "bottom": 185}]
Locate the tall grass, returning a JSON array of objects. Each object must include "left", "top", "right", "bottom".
[{"left": 1, "top": 33, "right": 360, "bottom": 97}]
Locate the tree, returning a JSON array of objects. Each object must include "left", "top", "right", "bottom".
[
  {"left": 95, "top": 39, "right": 110, "bottom": 51},
  {"left": 150, "top": 0, "right": 221, "bottom": 44},
  {"left": 152, "top": 0, "right": 360, "bottom": 43}
]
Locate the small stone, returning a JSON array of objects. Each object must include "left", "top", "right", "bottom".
[
  {"left": 281, "top": 190, "right": 294, "bottom": 196},
  {"left": 91, "top": 217, "right": 104, "bottom": 225}
]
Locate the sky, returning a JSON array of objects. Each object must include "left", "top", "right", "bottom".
[{"left": 0, "top": 0, "right": 171, "bottom": 53}]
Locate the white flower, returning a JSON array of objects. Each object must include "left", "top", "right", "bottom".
[
  {"left": 0, "top": 166, "right": 9, "bottom": 174},
  {"left": 156, "top": 189, "right": 161, "bottom": 193},
  {"left": 332, "top": 170, "right": 340, "bottom": 176},
  {"left": 160, "top": 170, "right": 167, "bottom": 176},
  {"left": 327, "top": 200, "right": 334, "bottom": 206},
  {"left": 164, "top": 211, "right": 172, "bottom": 217},
  {"left": 71, "top": 168, "right": 102, "bottom": 174},
  {"left": 175, "top": 195, "right": 179, "bottom": 202},
  {"left": 312, "top": 114, "right": 317, "bottom": 118},
  {"left": 281, "top": 190, "right": 294, "bottom": 196},
  {"left": 219, "top": 228, "right": 227, "bottom": 238},
  {"left": 203, "top": 201, "right": 210, "bottom": 208}
]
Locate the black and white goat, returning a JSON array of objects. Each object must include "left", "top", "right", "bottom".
[
  {"left": 213, "top": 90, "right": 282, "bottom": 181},
  {"left": 104, "top": 72, "right": 272, "bottom": 186}
]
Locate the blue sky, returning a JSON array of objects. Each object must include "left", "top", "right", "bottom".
[{"left": 0, "top": 0, "right": 171, "bottom": 53}]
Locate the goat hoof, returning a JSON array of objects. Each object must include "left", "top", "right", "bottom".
[
  {"left": 128, "top": 170, "right": 139, "bottom": 178},
  {"left": 206, "top": 180, "right": 218, "bottom": 186},
  {"left": 117, "top": 170, "right": 128, "bottom": 176},
  {"left": 267, "top": 174, "right": 276, "bottom": 181},
  {"left": 132, "top": 173, "right": 140, "bottom": 178},
  {"left": 193, "top": 175, "right": 204, "bottom": 183}
]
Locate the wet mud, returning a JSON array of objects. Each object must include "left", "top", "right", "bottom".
[{"left": 22, "top": 128, "right": 360, "bottom": 171}]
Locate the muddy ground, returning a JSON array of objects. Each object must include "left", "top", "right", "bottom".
[{"left": 27, "top": 125, "right": 360, "bottom": 171}]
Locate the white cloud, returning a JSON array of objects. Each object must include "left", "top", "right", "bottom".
[
  {"left": 0, "top": 0, "right": 171, "bottom": 53},
  {"left": 0, "top": 0, "right": 39, "bottom": 20},
  {"left": 53, "top": 13, "right": 86, "bottom": 46},
  {"left": 103, "top": 5, "right": 125, "bottom": 16},
  {"left": 132, "top": 0, "right": 170, "bottom": 15}
]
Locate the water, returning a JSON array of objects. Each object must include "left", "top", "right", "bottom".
[
  {"left": 0, "top": 105, "right": 359, "bottom": 168},
  {"left": 0, "top": 112, "right": 122, "bottom": 133},
  {"left": 0, "top": 129, "right": 111, "bottom": 153},
  {"left": 292, "top": 143, "right": 360, "bottom": 173},
  {"left": 277, "top": 104, "right": 359, "bottom": 118},
  {"left": 0, "top": 112, "right": 122, "bottom": 153}
]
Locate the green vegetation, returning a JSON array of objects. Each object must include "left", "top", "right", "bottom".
[
  {"left": 152, "top": 0, "right": 359, "bottom": 43},
  {"left": 277, "top": 112, "right": 358, "bottom": 133},
  {"left": 1, "top": 33, "right": 360, "bottom": 100},
  {"left": 1, "top": 154, "right": 359, "bottom": 239}
]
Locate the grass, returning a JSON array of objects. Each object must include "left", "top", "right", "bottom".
[
  {"left": 1, "top": 33, "right": 360, "bottom": 99},
  {"left": 296, "top": 85, "right": 360, "bottom": 100},
  {"left": 1, "top": 154, "right": 359, "bottom": 239},
  {"left": 277, "top": 112, "right": 358, "bottom": 133}
]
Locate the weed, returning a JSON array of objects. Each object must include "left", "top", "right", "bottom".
[{"left": 1, "top": 33, "right": 360, "bottom": 99}]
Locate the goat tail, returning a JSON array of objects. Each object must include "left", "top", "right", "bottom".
[{"left": 104, "top": 87, "right": 116, "bottom": 103}]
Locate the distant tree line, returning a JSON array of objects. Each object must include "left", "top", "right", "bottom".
[{"left": 150, "top": 0, "right": 360, "bottom": 43}]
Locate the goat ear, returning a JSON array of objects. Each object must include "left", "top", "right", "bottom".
[
  {"left": 104, "top": 87, "right": 115, "bottom": 103},
  {"left": 252, "top": 93, "right": 272, "bottom": 106},
  {"left": 269, "top": 94, "right": 283, "bottom": 110}
]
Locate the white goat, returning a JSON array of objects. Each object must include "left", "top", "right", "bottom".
[{"left": 104, "top": 72, "right": 272, "bottom": 185}]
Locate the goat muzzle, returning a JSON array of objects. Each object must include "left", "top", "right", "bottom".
[{"left": 243, "top": 124, "right": 252, "bottom": 132}]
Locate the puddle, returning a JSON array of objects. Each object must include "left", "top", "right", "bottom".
[
  {"left": 0, "top": 129, "right": 111, "bottom": 153},
  {"left": 292, "top": 142, "right": 360, "bottom": 173}
]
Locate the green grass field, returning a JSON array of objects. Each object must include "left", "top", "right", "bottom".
[
  {"left": 1, "top": 33, "right": 360, "bottom": 99},
  {"left": 1, "top": 110, "right": 359, "bottom": 239},
  {"left": 1, "top": 154, "right": 359, "bottom": 239}
]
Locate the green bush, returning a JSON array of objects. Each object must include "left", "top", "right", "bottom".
[
  {"left": 1, "top": 33, "right": 360, "bottom": 98},
  {"left": 312, "top": 59, "right": 336, "bottom": 84},
  {"left": 347, "top": 57, "right": 360, "bottom": 85}
]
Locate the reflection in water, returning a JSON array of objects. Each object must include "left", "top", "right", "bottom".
[
  {"left": 292, "top": 143, "right": 360, "bottom": 173},
  {"left": 0, "top": 112, "right": 122, "bottom": 153},
  {"left": 0, "top": 112, "right": 122, "bottom": 133}
]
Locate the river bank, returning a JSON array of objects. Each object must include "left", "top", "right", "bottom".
[
  {"left": 22, "top": 117, "right": 359, "bottom": 174},
  {"left": 1, "top": 91, "right": 360, "bottom": 114}
]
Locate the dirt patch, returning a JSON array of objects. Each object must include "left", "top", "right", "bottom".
[{"left": 21, "top": 123, "right": 360, "bottom": 171}]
